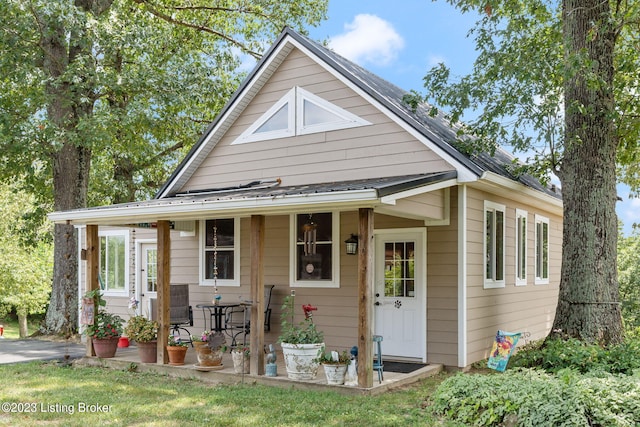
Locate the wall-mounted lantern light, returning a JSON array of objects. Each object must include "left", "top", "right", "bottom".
[{"left": 345, "top": 234, "right": 358, "bottom": 255}]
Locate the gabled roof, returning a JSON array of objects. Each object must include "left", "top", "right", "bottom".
[{"left": 156, "top": 27, "right": 560, "bottom": 201}]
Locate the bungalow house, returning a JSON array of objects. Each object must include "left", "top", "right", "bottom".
[{"left": 49, "top": 27, "right": 562, "bottom": 387}]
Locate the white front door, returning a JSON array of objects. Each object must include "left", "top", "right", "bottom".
[
  {"left": 374, "top": 229, "right": 426, "bottom": 360},
  {"left": 138, "top": 242, "right": 157, "bottom": 319}
]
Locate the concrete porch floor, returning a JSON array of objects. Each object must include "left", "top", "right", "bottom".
[{"left": 76, "top": 343, "right": 443, "bottom": 396}]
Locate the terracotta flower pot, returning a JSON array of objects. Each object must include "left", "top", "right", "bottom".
[
  {"left": 167, "top": 345, "right": 188, "bottom": 366},
  {"left": 135, "top": 341, "right": 157, "bottom": 363},
  {"left": 92, "top": 337, "right": 119, "bottom": 358}
]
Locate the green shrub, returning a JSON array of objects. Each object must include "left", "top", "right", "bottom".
[
  {"left": 430, "top": 368, "right": 640, "bottom": 426},
  {"left": 510, "top": 336, "right": 640, "bottom": 375}
]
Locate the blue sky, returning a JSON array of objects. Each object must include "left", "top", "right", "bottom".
[{"left": 306, "top": 1, "right": 638, "bottom": 235}]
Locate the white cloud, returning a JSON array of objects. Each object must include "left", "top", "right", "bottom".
[{"left": 328, "top": 14, "right": 404, "bottom": 66}]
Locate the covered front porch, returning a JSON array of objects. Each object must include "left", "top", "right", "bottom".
[{"left": 53, "top": 174, "right": 457, "bottom": 388}]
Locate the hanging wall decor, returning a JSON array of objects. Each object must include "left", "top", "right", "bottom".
[{"left": 302, "top": 214, "right": 317, "bottom": 256}]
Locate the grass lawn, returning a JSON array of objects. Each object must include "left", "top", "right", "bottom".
[
  {"left": 0, "top": 362, "right": 457, "bottom": 426},
  {"left": 0, "top": 316, "right": 42, "bottom": 339}
]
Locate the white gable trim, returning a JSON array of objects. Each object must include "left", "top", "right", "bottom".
[
  {"left": 296, "top": 87, "right": 371, "bottom": 134},
  {"left": 232, "top": 86, "right": 371, "bottom": 144}
]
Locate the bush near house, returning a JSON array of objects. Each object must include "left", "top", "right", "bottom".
[{"left": 430, "top": 334, "right": 640, "bottom": 426}]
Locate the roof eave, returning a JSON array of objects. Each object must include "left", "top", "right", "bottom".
[{"left": 48, "top": 189, "right": 381, "bottom": 226}]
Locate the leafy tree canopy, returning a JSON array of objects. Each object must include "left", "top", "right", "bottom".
[
  {"left": 0, "top": 0, "right": 329, "bottom": 206},
  {"left": 407, "top": 0, "right": 639, "bottom": 190},
  {"left": 0, "top": 180, "right": 53, "bottom": 321}
]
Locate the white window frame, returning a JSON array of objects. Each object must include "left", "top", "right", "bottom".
[
  {"left": 233, "top": 86, "right": 370, "bottom": 144},
  {"left": 515, "top": 209, "right": 528, "bottom": 286},
  {"left": 199, "top": 218, "right": 241, "bottom": 287},
  {"left": 289, "top": 211, "right": 340, "bottom": 288},
  {"left": 535, "top": 214, "right": 550, "bottom": 285},
  {"left": 98, "top": 229, "right": 130, "bottom": 296},
  {"left": 484, "top": 201, "right": 506, "bottom": 289}
]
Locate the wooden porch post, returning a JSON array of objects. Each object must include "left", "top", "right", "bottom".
[
  {"left": 156, "top": 220, "right": 171, "bottom": 364},
  {"left": 250, "top": 215, "right": 265, "bottom": 375},
  {"left": 85, "top": 224, "right": 99, "bottom": 357},
  {"left": 357, "top": 208, "right": 374, "bottom": 388}
]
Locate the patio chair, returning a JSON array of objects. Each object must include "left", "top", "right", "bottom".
[
  {"left": 150, "top": 284, "right": 194, "bottom": 346},
  {"left": 224, "top": 285, "right": 275, "bottom": 347}
]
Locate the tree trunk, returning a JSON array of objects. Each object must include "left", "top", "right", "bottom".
[
  {"left": 39, "top": 3, "right": 100, "bottom": 335},
  {"left": 17, "top": 310, "right": 28, "bottom": 338},
  {"left": 552, "top": 0, "right": 622, "bottom": 344}
]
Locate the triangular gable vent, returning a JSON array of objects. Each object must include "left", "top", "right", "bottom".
[{"left": 233, "top": 86, "right": 370, "bottom": 144}]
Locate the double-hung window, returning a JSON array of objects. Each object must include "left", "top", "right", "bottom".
[
  {"left": 484, "top": 201, "right": 505, "bottom": 288},
  {"left": 99, "top": 230, "right": 129, "bottom": 294},
  {"left": 515, "top": 209, "right": 528, "bottom": 286},
  {"left": 535, "top": 215, "right": 550, "bottom": 284},
  {"left": 200, "top": 218, "right": 240, "bottom": 286},
  {"left": 290, "top": 212, "right": 339, "bottom": 288}
]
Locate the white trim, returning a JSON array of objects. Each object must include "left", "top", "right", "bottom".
[
  {"left": 98, "top": 229, "right": 130, "bottom": 296},
  {"left": 198, "top": 218, "right": 241, "bottom": 287},
  {"left": 233, "top": 88, "right": 296, "bottom": 144},
  {"left": 373, "top": 227, "right": 428, "bottom": 362},
  {"left": 457, "top": 185, "right": 468, "bottom": 368},
  {"left": 483, "top": 200, "right": 506, "bottom": 289},
  {"left": 48, "top": 189, "right": 380, "bottom": 225},
  {"left": 515, "top": 209, "right": 528, "bottom": 286},
  {"left": 380, "top": 179, "right": 458, "bottom": 205},
  {"left": 289, "top": 211, "right": 340, "bottom": 288},
  {"left": 534, "top": 214, "right": 550, "bottom": 285},
  {"left": 478, "top": 172, "right": 562, "bottom": 214},
  {"left": 425, "top": 188, "right": 451, "bottom": 226},
  {"left": 136, "top": 240, "right": 158, "bottom": 318},
  {"left": 296, "top": 87, "right": 370, "bottom": 134}
]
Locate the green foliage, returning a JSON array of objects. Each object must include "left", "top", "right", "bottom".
[
  {"left": 278, "top": 295, "right": 324, "bottom": 344},
  {"left": 431, "top": 368, "right": 640, "bottom": 426},
  {"left": 0, "top": 181, "right": 52, "bottom": 320},
  {"left": 125, "top": 316, "right": 158, "bottom": 343},
  {"left": 83, "top": 290, "right": 124, "bottom": 339},
  {"left": 316, "top": 349, "right": 350, "bottom": 365},
  {"left": 618, "top": 226, "right": 640, "bottom": 330},
  {"left": 0, "top": 0, "right": 329, "bottom": 205},
  {"left": 167, "top": 335, "right": 188, "bottom": 348},
  {"left": 510, "top": 336, "right": 640, "bottom": 375}
]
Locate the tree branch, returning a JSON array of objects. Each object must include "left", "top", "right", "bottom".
[{"left": 130, "top": 0, "right": 262, "bottom": 59}]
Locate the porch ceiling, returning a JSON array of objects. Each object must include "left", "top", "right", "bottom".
[{"left": 48, "top": 172, "right": 457, "bottom": 226}]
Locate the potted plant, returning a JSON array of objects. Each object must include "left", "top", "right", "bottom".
[
  {"left": 191, "top": 330, "right": 226, "bottom": 368},
  {"left": 316, "top": 349, "right": 350, "bottom": 385},
  {"left": 166, "top": 335, "right": 188, "bottom": 366},
  {"left": 83, "top": 290, "right": 124, "bottom": 358},
  {"left": 231, "top": 346, "right": 250, "bottom": 374},
  {"left": 278, "top": 295, "right": 324, "bottom": 380},
  {"left": 125, "top": 315, "right": 158, "bottom": 363}
]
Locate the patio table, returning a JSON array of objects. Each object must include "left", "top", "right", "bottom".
[{"left": 195, "top": 303, "right": 242, "bottom": 333}]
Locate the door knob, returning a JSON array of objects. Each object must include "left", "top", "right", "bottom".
[{"left": 375, "top": 301, "right": 380, "bottom": 306}]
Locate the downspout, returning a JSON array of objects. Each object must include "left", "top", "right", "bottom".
[{"left": 457, "top": 185, "right": 468, "bottom": 368}]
